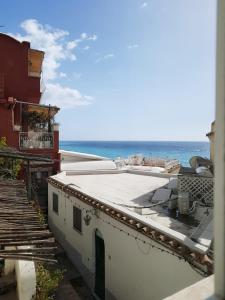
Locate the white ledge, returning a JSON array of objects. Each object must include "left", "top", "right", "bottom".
[{"left": 164, "top": 275, "right": 215, "bottom": 300}]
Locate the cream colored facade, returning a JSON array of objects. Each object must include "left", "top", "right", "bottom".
[{"left": 48, "top": 183, "right": 203, "bottom": 300}]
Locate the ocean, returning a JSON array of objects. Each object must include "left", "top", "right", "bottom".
[{"left": 59, "top": 141, "right": 210, "bottom": 167}]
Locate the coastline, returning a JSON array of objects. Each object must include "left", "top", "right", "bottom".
[{"left": 59, "top": 140, "right": 210, "bottom": 166}]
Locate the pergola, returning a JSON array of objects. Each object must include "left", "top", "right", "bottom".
[
  {"left": 0, "top": 148, "right": 53, "bottom": 199},
  {"left": 0, "top": 179, "right": 56, "bottom": 263},
  {"left": 0, "top": 149, "right": 56, "bottom": 262}
]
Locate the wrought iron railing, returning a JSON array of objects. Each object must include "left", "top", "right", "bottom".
[{"left": 19, "top": 132, "right": 54, "bottom": 149}]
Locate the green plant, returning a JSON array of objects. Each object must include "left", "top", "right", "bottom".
[
  {"left": 0, "top": 137, "right": 22, "bottom": 179},
  {"left": 23, "top": 111, "right": 52, "bottom": 130},
  {"left": 0, "top": 136, "right": 7, "bottom": 148},
  {"left": 30, "top": 200, "right": 46, "bottom": 224},
  {"left": 35, "top": 263, "right": 63, "bottom": 300}
]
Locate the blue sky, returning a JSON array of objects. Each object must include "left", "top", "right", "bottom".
[{"left": 1, "top": 0, "right": 216, "bottom": 141}]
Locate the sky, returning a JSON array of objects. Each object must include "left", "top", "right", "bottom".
[{"left": 1, "top": 0, "right": 216, "bottom": 141}]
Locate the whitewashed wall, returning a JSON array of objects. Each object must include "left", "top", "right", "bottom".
[
  {"left": 15, "top": 259, "right": 36, "bottom": 300},
  {"left": 48, "top": 184, "right": 202, "bottom": 300}
]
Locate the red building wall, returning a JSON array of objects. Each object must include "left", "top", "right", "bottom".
[
  {"left": 0, "top": 33, "right": 41, "bottom": 103},
  {"left": 0, "top": 34, "right": 60, "bottom": 174},
  {"left": 0, "top": 104, "right": 19, "bottom": 148}
]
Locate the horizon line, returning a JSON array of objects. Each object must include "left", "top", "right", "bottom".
[{"left": 59, "top": 139, "right": 209, "bottom": 143}]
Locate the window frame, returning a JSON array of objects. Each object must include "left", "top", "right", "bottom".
[
  {"left": 52, "top": 192, "right": 59, "bottom": 215},
  {"left": 73, "top": 206, "right": 82, "bottom": 234}
]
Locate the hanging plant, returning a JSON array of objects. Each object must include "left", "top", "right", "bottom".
[{"left": 23, "top": 111, "right": 51, "bottom": 130}]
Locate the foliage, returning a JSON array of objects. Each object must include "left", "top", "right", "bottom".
[
  {"left": 0, "top": 136, "right": 7, "bottom": 148},
  {"left": 0, "top": 137, "right": 22, "bottom": 179},
  {"left": 37, "top": 210, "right": 46, "bottom": 225},
  {"left": 23, "top": 111, "right": 51, "bottom": 130},
  {"left": 35, "top": 263, "right": 64, "bottom": 300},
  {"left": 32, "top": 201, "right": 46, "bottom": 224}
]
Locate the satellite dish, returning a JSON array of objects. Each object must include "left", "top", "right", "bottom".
[{"left": 189, "top": 156, "right": 212, "bottom": 169}]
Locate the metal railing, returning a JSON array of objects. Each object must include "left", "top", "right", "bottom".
[{"left": 19, "top": 132, "right": 54, "bottom": 149}]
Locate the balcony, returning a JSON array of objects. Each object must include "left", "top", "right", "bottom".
[{"left": 19, "top": 132, "right": 54, "bottom": 149}]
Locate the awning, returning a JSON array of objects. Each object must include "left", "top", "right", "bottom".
[{"left": 27, "top": 104, "right": 59, "bottom": 118}]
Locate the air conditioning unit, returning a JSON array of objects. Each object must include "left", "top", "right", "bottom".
[{"left": 178, "top": 192, "right": 190, "bottom": 215}]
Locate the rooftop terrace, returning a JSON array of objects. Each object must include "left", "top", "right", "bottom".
[
  {"left": 50, "top": 161, "right": 213, "bottom": 268},
  {"left": 53, "top": 170, "right": 211, "bottom": 234}
]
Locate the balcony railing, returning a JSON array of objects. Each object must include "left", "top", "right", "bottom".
[{"left": 19, "top": 132, "right": 54, "bottom": 149}]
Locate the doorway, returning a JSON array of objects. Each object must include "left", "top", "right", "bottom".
[{"left": 95, "top": 230, "right": 105, "bottom": 300}]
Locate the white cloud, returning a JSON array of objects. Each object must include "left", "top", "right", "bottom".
[
  {"left": 10, "top": 19, "right": 96, "bottom": 109},
  {"left": 104, "top": 53, "right": 115, "bottom": 59},
  {"left": 83, "top": 95, "right": 94, "bottom": 101},
  {"left": 83, "top": 45, "right": 90, "bottom": 51},
  {"left": 141, "top": 2, "right": 148, "bottom": 8},
  {"left": 76, "top": 33, "right": 98, "bottom": 43},
  {"left": 59, "top": 72, "right": 67, "bottom": 78},
  {"left": 95, "top": 53, "right": 115, "bottom": 63},
  {"left": 81, "top": 32, "right": 87, "bottom": 40},
  {"left": 42, "top": 83, "right": 94, "bottom": 108},
  {"left": 127, "top": 44, "right": 139, "bottom": 49},
  {"left": 67, "top": 40, "right": 77, "bottom": 50},
  {"left": 88, "top": 34, "right": 97, "bottom": 41}
]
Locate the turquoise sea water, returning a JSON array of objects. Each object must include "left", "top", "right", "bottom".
[{"left": 60, "top": 141, "right": 210, "bottom": 167}]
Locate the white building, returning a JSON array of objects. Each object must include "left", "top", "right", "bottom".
[{"left": 48, "top": 162, "right": 212, "bottom": 300}]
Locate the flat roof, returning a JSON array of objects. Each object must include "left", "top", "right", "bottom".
[
  {"left": 55, "top": 171, "right": 169, "bottom": 204},
  {"left": 60, "top": 150, "right": 109, "bottom": 160},
  {"left": 61, "top": 160, "right": 116, "bottom": 171},
  {"left": 51, "top": 170, "right": 210, "bottom": 239},
  {"left": 49, "top": 166, "right": 213, "bottom": 273}
]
